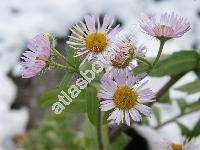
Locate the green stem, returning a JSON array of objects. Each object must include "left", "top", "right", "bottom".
[
  {"left": 154, "top": 106, "right": 200, "bottom": 129},
  {"left": 152, "top": 40, "right": 166, "bottom": 67},
  {"left": 136, "top": 56, "right": 152, "bottom": 68},
  {"left": 156, "top": 73, "right": 185, "bottom": 100},
  {"left": 49, "top": 61, "right": 75, "bottom": 73},
  {"left": 52, "top": 48, "right": 67, "bottom": 63},
  {"left": 52, "top": 48, "right": 76, "bottom": 68},
  {"left": 52, "top": 48, "right": 104, "bottom": 148},
  {"left": 97, "top": 110, "right": 103, "bottom": 150},
  {"left": 149, "top": 72, "right": 186, "bottom": 107}
]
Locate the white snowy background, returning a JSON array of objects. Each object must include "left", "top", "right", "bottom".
[{"left": 0, "top": 0, "right": 200, "bottom": 149}]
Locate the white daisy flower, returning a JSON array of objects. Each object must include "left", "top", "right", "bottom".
[
  {"left": 99, "top": 29, "right": 146, "bottom": 74},
  {"left": 66, "top": 14, "right": 120, "bottom": 65},
  {"left": 98, "top": 70, "right": 156, "bottom": 126},
  {"left": 152, "top": 136, "right": 200, "bottom": 150},
  {"left": 166, "top": 137, "right": 200, "bottom": 150},
  {"left": 134, "top": 125, "right": 200, "bottom": 150}
]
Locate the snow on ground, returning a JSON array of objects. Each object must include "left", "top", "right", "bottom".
[{"left": 0, "top": 0, "right": 199, "bottom": 149}]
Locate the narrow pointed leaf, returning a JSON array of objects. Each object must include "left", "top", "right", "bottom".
[
  {"left": 150, "top": 51, "right": 199, "bottom": 76},
  {"left": 176, "top": 79, "right": 200, "bottom": 94}
]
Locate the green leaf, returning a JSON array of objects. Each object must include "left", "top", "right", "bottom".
[
  {"left": 141, "top": 117, "right": 149, "bottom": 125},
  {"left": 83, "top": 116, "right": 98, "bottom": 150},
  {"left": 150, "top": 51, "right": 199, "bottom": 77},
  {"left": 187, "top": 100, "right": 200, "bottom": 111},
  {"left": 63, "top": 90, "right": 87, "bottom": 113},
  {"left": 177, "top": 122, "right": 191, "bottom": 137},
  {"left": 102, "top": 126, "right": 111, "bottom": 150},
  {"left": 158, "top": 91, "right": 171, "bottom": 103},
  {"left": 191, "top": 120, "right": 200, "bottom": 137},
  {"left": 66, "top": 48, "right": 80, "bottom": 69},
  {"left": 23, "top": 113, "right": 83, "bottom": 150},
  {"left": 39, "top": 88, "right": 87, "bottom": 113},
  {"left": 58, "top": 73, "right": 73, "bottom": 89},
  {"left": 152, "top": 106, "right": 161, "bottom": 125},
  {"left": 177, "top": 99, "right": 187, "bottom": 113},
  {"left": 133, "top": 63, "right": 151, "bottom": 75},
  {"left": 195, "top": 57, "right": 200, "bottom": 77},
  {"left": 39, "top": 72, "right": 73, "bottom": 107},
  {"left": 63, "top": 101, "right": 86, "bottom": 113},
  {"left": 176, "top": 79, "right": 200, "bottom": 94},
  {"left": 83, "top": 115, "right": 111, "bottom": 150},
  {"left": 111, "top": 133, "right": 131, "bottom": 150},
  {"left": 177, "top": 99, "right": 200, "bottom": 115},
  {"left": 39, "top": 72, "right": 87, "bottom": 113},
  {"left": 86, "top": 87, "right": 99, "bottom": 126},
  {"left": 195, "top": 52, "right": 200, "bottom": 77},
  {"left": 103, "top": 111, "right": 112, "bottom": 125},
  {"left": 177, "top": 120, "right": 200, "bottom": 139},
  {"left": 195, "top": 69, "right": 200, "bottom": 78},
  {"left": 39, "top": 89, "right": 60, "bottom": 107}
]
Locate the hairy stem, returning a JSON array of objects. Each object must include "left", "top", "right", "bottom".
[
  {"left": 52, "top": 48, "right": 76, "bottom": 68},
  {"left": 136, "top": 56, "right": 153, "bottom": 68},
  {"left": 49, "top": 61, "right": 75, "bottom": 73}
]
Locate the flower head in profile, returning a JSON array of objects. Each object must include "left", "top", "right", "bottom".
[
  {"left": 21, "top": 33, "right": 52, "bottom": 78},
  {"left": 140, "top": 12, "right": 190, "bottom": 41},
  {"left": 101, "top": 30, "right": 146, "bottom": 73},
  {"left": 66, "top": 14, "right": 120, "bottom": 64},
  {"left": 98, "top": 70, "right": 156, "bottom": 126}
]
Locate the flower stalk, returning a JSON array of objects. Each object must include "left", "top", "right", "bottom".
[
  {"left": 52, "top": 48, "right": 76, "bottom": 69},
  {"left": 49, "top": 60, "right": 75, "bottom": 73},
  {"left": 97, "top": 110, "right": 104, "bottom": 150},
  {"left": 136, "top": 56, "right": 152, "bottom": 68},
  {"left": 152, "top": 39, "right": 166, "bottom": 67}
]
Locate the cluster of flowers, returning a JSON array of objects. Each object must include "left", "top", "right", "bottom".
[{"left": 21, "top": 12, "right": 190, "bottom": 127}]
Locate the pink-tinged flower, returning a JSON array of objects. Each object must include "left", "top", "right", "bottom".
[
  {"left": 140, "top": 12, "right": 190, "bottom": 40},
  {"left": 21, "top": 33, "right": 51, "bottom": 78},
  {"left": 66, "top": 14, "right": 120, "bottom": 65},
  {"left": 98, "top": 70, "right": 156, "bottom": 126},
  {"left": 100, "top": 30, "right": 146, "bottom": 73}
]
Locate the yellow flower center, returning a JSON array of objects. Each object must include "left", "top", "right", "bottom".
[
  {"left": 160, "top": 25, "right": 167, "bottom": 30},
  {"left": 85, "top": 32, "right": 107, "bottom": 53},
  {"left": 111, "top": 44, "right": 135, "bottom": 68},
  {"left": 126, "top": 43, "right": 136, "bottom": 55},
  {"left": 113, "top": 86, "right": 137, "bottom": 110},
  {"left": 35, "top": 56, "right": 51, "bottom": 66},
  {"left": 111, "top": 60, "right": 129, "bottom": 68},
  {"left": 35, "top": 56, "right": 42, "bottom": 62},
  {"left": 171, "top": 144, "right": 183, "bottom": 150},
  {"left": 156, "top": 25, "right": 174, "bottom": 34}
]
